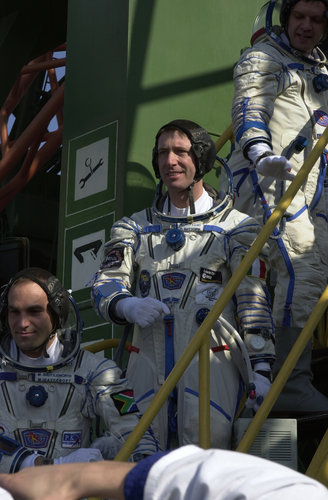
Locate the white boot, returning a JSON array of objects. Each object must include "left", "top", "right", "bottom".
[{"left": 272, "top": 327, "right": 328, "bottom": 413}]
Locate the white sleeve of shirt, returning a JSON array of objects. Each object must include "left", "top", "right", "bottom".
[
  {"left": 0, "top": 487, "right": 14, "bottom": 500},
  {"left": 144, "top": 445, "right": 328, "bottom": 500}
]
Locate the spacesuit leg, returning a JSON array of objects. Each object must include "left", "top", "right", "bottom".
[
  {"left": 272, "top": 327, "right": 328, "bottom": 413},
  {"left": 270, "top": 209, "right": 327, "bottom": 328},
  {"left": 178, "top": 350, "right": 242, "bottom": 450},
  {"left": 125, "top": 348, "right": 168, "bottom": 450}
]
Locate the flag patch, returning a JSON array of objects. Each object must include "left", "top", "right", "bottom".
[
  {"left": 246, "top": 258, "right": 267, "bottom": 279},
  {"left": 111, "top": 390, "right": 139, "bottom": 415}
]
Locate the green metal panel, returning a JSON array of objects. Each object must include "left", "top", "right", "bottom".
[
  {"left": 125, "top": 0, "right": 264, "bottom": 213},
  {"left": 57, "top": 0, "right": 129, "bottom": 343}
]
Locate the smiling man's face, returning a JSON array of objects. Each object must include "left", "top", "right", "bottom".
[
  {"left": 7, "top": 280, "right": 54, "bottom": 357},
  {"left": 287, "top": 1, "right": 327, "bottom": 54},
  {"left": 157, "top": 129, "right": 196, "bottom": 194}
]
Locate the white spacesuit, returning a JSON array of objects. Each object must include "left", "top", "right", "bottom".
[
  {"left": 92, "top": 120, "right": 275, "bottom": 450},
  {"left": 0, "top": 269, "right": 159, "bottom": 473},
  {"left": 227, "top": 0, "right": 328, "bottom": 413}
]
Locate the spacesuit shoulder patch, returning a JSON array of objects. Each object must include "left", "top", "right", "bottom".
[
  {"left": 111, "top": 390, "right": 139, "bottom": 415},
  {"left": 101, "top": 247, "right": 124, "bottom": 270},
  {"left": 314, "top": 109, "right": 328, "bottom": 127}
]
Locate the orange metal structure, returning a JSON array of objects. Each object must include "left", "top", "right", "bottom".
[{"left": 0, "top": 45, "right": 66, "bottom": 213}]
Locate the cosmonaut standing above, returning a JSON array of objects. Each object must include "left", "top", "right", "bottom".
[
  {"left": 227, "top": 0, "right": 328, "bottom": 413},
  {"left": 91, "top": 119, "right": 275, "bottom": 451},
  {"left": 0, "top": 267, "right": 159, "bottom": 473}
]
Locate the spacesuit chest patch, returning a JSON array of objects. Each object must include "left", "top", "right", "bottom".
[
  {"left": 161, "top": 272, "right": 185, "bottom": 290},
  {"left": 200, "top": 268, "right": 222, "bottom": 283},
  {"left": 101, "top": 247, "right": 124, "bottom": 269},
  {"left": 139, "top": 270, "right": 151, "bottom": 297},
  {"left": 21, "top": 428, "right": 51, "bottom": 449},
  {"left": 195, "top": 283, "right": 222, "bottom": 304},
  {"left": 111, "top": 390, "right": 139, "bottom": 415},
  {"left": 314, "top": 109, "right": 328, "bottom": 127},
  {"left": 62, "top": 431, "right": 82, "bottom": 448}
]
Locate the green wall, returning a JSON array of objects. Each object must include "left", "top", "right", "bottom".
[
  {"left": 124, "top": 0, "right": 265, "bottom": 213},
  {"left": 57, "top": 0, "right": 129, "bottom": 343}
]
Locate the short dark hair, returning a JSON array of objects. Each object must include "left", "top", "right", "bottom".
[{"left": 152, "top": 119, "right": 217, "bottom": 182}]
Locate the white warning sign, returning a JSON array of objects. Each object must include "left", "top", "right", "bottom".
[
  {"left": 71, "top": 230, "right": 105, "bottom": 291},
  {"left": 74, "top": 138, "right": 109, "bottom": 201}
]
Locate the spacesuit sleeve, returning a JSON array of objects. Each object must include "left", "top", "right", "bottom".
[
  {"left": 0, "top": 434, "right": 37, "bottom": 473},
  {"left": 125, "top": 445, "right": 328, "bottom": 500},
  {"left": 82, "top": 353, "right": 160, "bottom": 457},
  {"left": 91, "top": 216, "right": 140, "bottom": 324},
  {"left": 227, "top": 212, "right": 275, "bottom": 366},
  {"left": 232, "top": 44, "right": 286, "bottom": 156}
]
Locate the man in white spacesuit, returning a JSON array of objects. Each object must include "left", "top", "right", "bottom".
[
  {"left": 91, "top": 119, "right": 275, "bottom": 451},
  {"left": 227, "top": 0, "right": 328, "bottom": 413},
  {"left": 0, "top": 267, "right": 159, "bottom": 473}
]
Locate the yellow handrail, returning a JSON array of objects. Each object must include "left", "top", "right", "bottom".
[
  {"left": 113, "top": 126, "right": 328, "bottom": 462},
  {"left": 315, "top": 309, "right": 328, "bottom": 348},
  {"left": 83, "top": 338, "right": 131, "bottom": 353},
  {"left": 306, "top": 428, "right": 328, "bottom": 487},
  {"left": 215, "top": 123, "right": 234, "bottom": 152}
]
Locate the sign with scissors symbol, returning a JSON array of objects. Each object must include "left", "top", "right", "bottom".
[
  {"left": 74, "top": 137, "right": 109, "bottom": 201},
  {"left": 79, "top": 157, "right": 104, "bottom": 188}
]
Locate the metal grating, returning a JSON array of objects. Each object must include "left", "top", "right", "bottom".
[{"left": 233, "top": 418, "right": 298, "bottom": 470}]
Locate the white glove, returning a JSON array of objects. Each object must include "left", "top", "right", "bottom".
[
  {"left": 54, "top": 448, "right": 103, "bottom": 464},
  {"left": 246, "top": 365, "right": 272, "bottom": 412},
  {"left": 91, "top": 435, "right": 123, "bottom": 460},
  {"left": 247, "top": 143, "right": 295, "bottom": 181},
  {"left": 115, "top": 297, "right": 170, "bottom": 327},
  {"left": 256, "top": 155, "right": 295, "bottom": 181}
]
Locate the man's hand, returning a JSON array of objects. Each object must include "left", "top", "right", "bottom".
[
  {"left": 91, "top": 435, "right": 123, "bottom": 460},
  {"left": 246, "top": 371, "right": 271, "bottom": 412},
  {"left": 0, "top": 461, "right": 135, "bottom": 500},
  {"left": 256, "top": 155, "right": 295, "bottom": 181},
  {"left": 247, "top": 143, "right": 295, "bottom": 181},
  {"left": 115, "top": 297, "right": 170, "bottom": 327}
]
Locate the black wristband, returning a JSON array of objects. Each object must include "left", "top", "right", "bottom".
[{"left": 255, "top": 151, "right": 274, "bottom": 166}]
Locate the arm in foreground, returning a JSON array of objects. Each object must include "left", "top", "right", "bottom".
[
  {"left": 0, "top": 461, "right": 136, "bottom": 500},
  {"left": 0, "top": 446, "right": 328, "bottom": 500}
]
